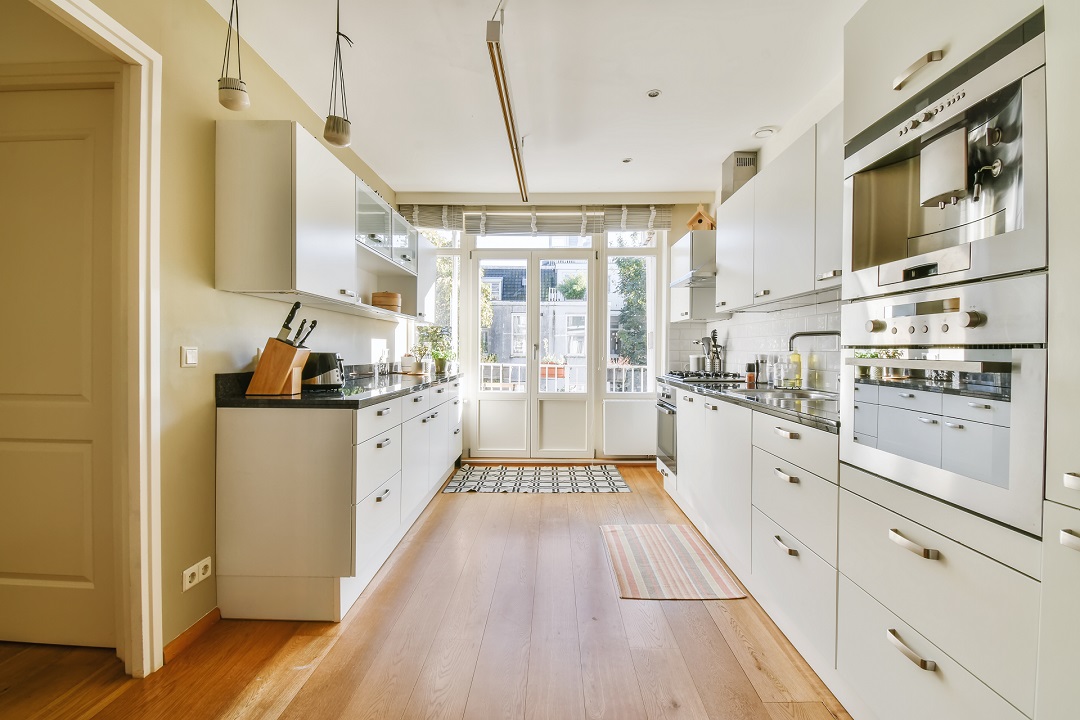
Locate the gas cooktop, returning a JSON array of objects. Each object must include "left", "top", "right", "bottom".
[{"left": 663, "top": 371, "right": 745, "bottom": 384}]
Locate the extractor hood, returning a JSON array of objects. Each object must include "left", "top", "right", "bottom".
[{"left": 670, "top": 269, "right": 716, "bottom": 288}]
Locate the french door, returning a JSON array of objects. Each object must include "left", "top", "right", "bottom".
[{"left": 471, "top": 250, "right": 595, "bottom": 458}]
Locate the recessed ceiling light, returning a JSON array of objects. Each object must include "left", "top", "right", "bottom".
[
  {"left": 646, "top": 89, "right": 661, "bottom": 98},
  {"left": 753, "top": 126, "right": 778, "bottom": 139},
  {"left": 622, "top": 157, "right": 633, "bottom": 163}
]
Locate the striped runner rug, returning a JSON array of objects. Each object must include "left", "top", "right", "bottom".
[{"left": 600, "top": 524, "right": 746, "bottom": 600}]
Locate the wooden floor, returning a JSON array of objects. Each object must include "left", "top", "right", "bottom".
[{"left": 0, "top": 466, "right": 850, "bottom": 720}]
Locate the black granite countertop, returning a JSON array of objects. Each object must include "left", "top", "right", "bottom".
[
  {"left": 216, "top": 371, "right": 463, "bottom": 410},
  {"left": 660, "top": 377, "right": 840, "bottom": 434}
]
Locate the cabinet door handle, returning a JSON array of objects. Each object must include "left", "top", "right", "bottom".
[
  {"left": 421, "top": 417, "right": 430, "bottom": 423},
  {"left": 888, "top": 529, "right": 939, "bottom": 560},
  {"left": 400, "top": 254, "right": 413, "bottom": 262},
  {"left": 887, "top": 629, "right": 936, "bottom": 671},
  {"left": 436, "top": 388, "right": 445, "bottom": 393},
  {"left": 773, "top": 468, "right": 799, "bottom": 484},
  {"left": 773, "top": 535, "right": 798, "bottom": 556},
  {"left": 944, "top": 421, "right": 964, "bottom": 429},
  {"left": 1064, "top": 472, "right": 1080, "bottom": 491},
  {"left": 892, "top": 50, "right": 943, "bottom": 91},
  {"left": 917, "top": 417, "right": 938, "bottom": 425},
  {"left": 339, "top": 289, "right": 358, "bottom": 298},
  {"left": 683, "top": 396, "right": 693, "bottom": 403},
  {"left": 967, "top": 402, "right": 991, "bottom": 410},
  {"left": 430, "top": 411, "right": 439, "bottom": 418},
  {"left": 716, "top": 301, "right": 727, "bottom": 307},
  {"left": 898, "top": 392, "right": 915, "bottom": 399},
  {"left": 681, "top": 311, "right": 689, "bottom": 316},
  {"left": 375, "top": 488, "right": 391, "bottom": 502},
  {"left": 413, "top": 396, "right": 424, "bottom": 403},
  {"left": 755, "top": 290, "right": 770, "bottom": 298},
  {"left": 376, "top": 437, "right": 392, "bottom": 449},
  {"left": 817, "top": 269, "right": 841, "bottom": 281},
  {"left": 705, "top": 403, "right": 718, "bottom": 411},
  {"left": 1060, "top": 529, "right": 1080, "bottom": 553},
  {"left": 773, "top": 426, "right": 800, "bottom": 440},
  {"left": 453, "top": 428, "right": 461, "bottom": 435},
  {"left": 660, "top": 468, "right": 668, "bottom": 477},
  {"left": 376, "top": 407, "right": 392, "bottom": 417}
]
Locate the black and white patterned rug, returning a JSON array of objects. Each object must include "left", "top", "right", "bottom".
[{"left": 443, "top": 464, "right": 631, "bottom": 493}]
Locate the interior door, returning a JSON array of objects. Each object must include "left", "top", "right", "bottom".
[
  {"left": 0, "top": 88, "right": 117, "bottom": 646},
  {"left": 472, "top": 251, "right": 593, "bottom": 458}
]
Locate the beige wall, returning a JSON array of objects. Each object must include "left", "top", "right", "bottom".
[{"left": 10, "top": 0, "right": 405, "bottom": 643}]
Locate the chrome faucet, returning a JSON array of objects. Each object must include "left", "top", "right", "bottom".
[{"left": 788, "top": 330, "right": 840, "bottom": 351}]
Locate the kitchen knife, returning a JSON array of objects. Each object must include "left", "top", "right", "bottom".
[
  {"left": 297, "top": 319, "right": 317, "bottom": 347},
  {"left": 292, "top": 319, "right": 307, "bottom": 345},
  {"left": 276, "top": 301, "right": 302, "bottom": 343}
]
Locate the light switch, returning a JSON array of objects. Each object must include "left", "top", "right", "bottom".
[{"left": 181, "top": 346, "right": 199, "bottom": 368}]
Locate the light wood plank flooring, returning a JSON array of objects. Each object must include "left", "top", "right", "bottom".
[{"left": 0, "top": 465, "right": 849, "bottom": 720}]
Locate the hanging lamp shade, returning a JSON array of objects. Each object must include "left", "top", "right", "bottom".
[
  {"left": 323, "top": 0, "right": 353, "bottom": 147},
  {"left": 218, "top": 0, "right": 249, "bottom": 111}
]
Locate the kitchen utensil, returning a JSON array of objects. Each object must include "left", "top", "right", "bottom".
[
  {"left": 247, "top": 337, "right": 309, "bottom": 396},
  {"left": 297, "top": 319, "right": 317, "bottom": 347},
  {"left": 276, "top": 301, "right": 302, "bottom": 343},
  {"left": 302, "top": 352, "right": 344, "bottom": 387},
  {"left": 701, "top": 336, "right": 712, "bottom": 357},
  {"left": 292, "top": 319, "right": 307, "bottom": 345}
]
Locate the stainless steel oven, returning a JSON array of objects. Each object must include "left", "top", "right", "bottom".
[
  {"left": 656, "top": 382, "right": 677, "bottom": 479},
  {"left": 843, "top": 32, "right": 1046, "bottom": 300},
  {"left": 840, "top": 274, "right": 1046, "bottom": 535}
]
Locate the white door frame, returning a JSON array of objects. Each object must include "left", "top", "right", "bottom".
[{"left": 27, "top": 0, "right": 163, "bottom": 677}]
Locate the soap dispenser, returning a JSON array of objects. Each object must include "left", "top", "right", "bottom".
[{"left": 788, "top": 349, "right": 802, "bottom": 388}]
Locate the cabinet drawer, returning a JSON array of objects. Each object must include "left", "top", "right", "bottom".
[
  {"left": 355, "top": 397, "right": 402, "bottom": 444},
  {"left": 450, "top": 423, "right": 463, "bottom": 465},
  {"left": 837, "top": 576, "right": 1027, "bottom": 720},
  {"left": 941, "top": 417, "right": 1010, "bottom": 488},
  {"left": 878, "top": 386, "right": 942, "bottom": 414},
  {"left": 752, "top": 411, "right": 838, "bottom": 483},
  {"left": 1036, "top": 501, "right": 1080, "bottom": 718},
  {"left": 941, "top": 394, "right": 1011, "bottom": 427},
  {"left": 430, "top": 383, "right": 452, "bottom": 406},
  {"left": 852, "top": 381, "right": 879, "bottom": 404},
  {"left": 751, "top": 447, "right": 838, "bottom": 565},
  {"left": 852, "top": 401, "right": 878, "bottom": 437},
  {"left": 853, "top": 432, "right": 877, "bottom": 449},
  {"left": 839, "top": 490, "right": 1039, "bottom": 715},
  {"left": 751, "top": 508, "right": 836, "bottom": 664},
  {"left": 446, "top": 378, "right": 462, "bottom": 399},
  {"left": 354, "top": 425, "right": 401, "bottom": 502},
  {"left": 876, "top": 405, "right": 941, "bottom": 468},
  {"left": 402, "top": 389, "right": 430, "bottom": 420},
  {"left": 353, "top": 472, "right": 401, "bottom": 577},
  {"left": 449, "top": 396, "right": 463, "bottom": 425}
]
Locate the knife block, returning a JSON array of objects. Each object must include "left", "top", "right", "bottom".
[{"left": 247, "top": 338, "right": 310, "bottom": 397}]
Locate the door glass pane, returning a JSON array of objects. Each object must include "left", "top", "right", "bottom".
[
  {"left": 607, "top": 256, "right": 655, "bottom": 393},
  {"left": 539, "top": 258, "right": 588, "bottom": 393},
  {"left": 479, "top": 258, "right": 527, "bottom": 392},
  {"left": 608, "top": 230, "right": 656, "bottom": 248}
]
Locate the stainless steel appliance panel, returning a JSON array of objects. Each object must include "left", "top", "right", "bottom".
[{"left": 656, "top": 383, "right": 677, "bottom": 476}]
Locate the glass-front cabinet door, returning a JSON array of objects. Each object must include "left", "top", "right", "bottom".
[
  {"left": 355, "top": 180, "right": 391, "bottom": 258},
  {"left": 391, "top": 215, "right": 417, "bottom": 272}
]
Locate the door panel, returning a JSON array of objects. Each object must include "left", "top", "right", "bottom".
[{"left": 0, "top": 88, "right": 116, "bottom": 646}]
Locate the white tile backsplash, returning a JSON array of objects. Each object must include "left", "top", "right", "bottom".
[
  {"left": 704, "top": 291, "right": 841, "bottom": 391},
  {"left": 667, "top": 321, "right": 707, "bottom": 371}
]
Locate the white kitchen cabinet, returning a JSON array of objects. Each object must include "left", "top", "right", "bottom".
[
  {"left": 670, "top": 287, "right": 722, "bottom": 322},
  {"left": 714, "top": 178, "right": 755, "bottom": 311},
  {"left": 698, "top": 397, "right": 753, "bottom": 576},
  {"left": 1036, "top": 501, "right": 1080, "bottom": 719},
  {"left": 428, "top": 401, "right": 451, "bottom": 490},
  {"left": 843, "top": 0, "right": 1042, "bottom": 143},
  {"left": 814, "top": 104, "right": 844, "bottom": 289},
  {"left": 751, "top": 447, "right": 838, "bottom": 565},
  {"left": 215, "top": 120, "right": 423, "bottom": 321},
  {"left": 355, "top": 180, "right": 391, "bottom": 259},
  {"left": 751, "top": 411, "right": 838, "bottom": 483},
  {"left": 400, "top": 411, "right": 431, "bottom": 516},
  {"left": 353, "top": 473, "right": 402, "bottom": 578},
  {"left": 753, "top": 127, "right": 816, "bottom": 305},
  {"left": 876, "top": 405, "right": 942, "bottom": 468},
  {"left": 675, "top": 390, "right": 707, "bottom": 511}
]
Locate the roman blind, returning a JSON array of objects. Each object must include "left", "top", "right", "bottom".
[
  {"left": 397, "top": 204, "right": 466, "bottom": 231},
  {"left": 398, "top": 204, "right": 672, "bottom": 235}
]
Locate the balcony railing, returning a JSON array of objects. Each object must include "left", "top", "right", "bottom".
[{"left": 478, "top": 362, "right": 651, "bottom": 393}]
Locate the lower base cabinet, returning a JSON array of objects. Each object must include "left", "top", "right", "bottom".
[{"left": 1035, "top": 501, "right": 1080, "bottom": 719}]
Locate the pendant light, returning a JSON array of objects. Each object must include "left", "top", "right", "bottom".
[
  {"left": 218, "top": 0, "right": 249, "bottom": 111},
  {"left": 324, "top": 0, "right": 353, "bottom": 147}
]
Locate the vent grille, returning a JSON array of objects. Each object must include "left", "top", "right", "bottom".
[{"left": 736, "top": 156, "right": 756, "bottom": 167}]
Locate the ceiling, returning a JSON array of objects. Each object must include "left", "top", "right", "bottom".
[{"left": 207, "top": 0, "right": 864, "bottom": 196}]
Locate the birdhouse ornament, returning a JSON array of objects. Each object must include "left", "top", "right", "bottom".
[{"left": 686, "top": 204, "right": 716, "bottom": 231}]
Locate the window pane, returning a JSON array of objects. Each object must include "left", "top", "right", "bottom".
[
  {"left": 420, "top": 228, "right": 460, "bottom": 248},
  {"left": 608, "top": 230, "right": 656, "bottom": 248},
  {"left": 475, "top": 234, "right": 592, "bottom": 249},
  {"left": 539, "top": 258, "right": 588, "bottom": 393},
  {"left": 607, "top": 256, "right": 654, "bottom": 393},
  {"left": 479, "top": 259, "right": 527, "bottom": 392},
  {"left": 432, "top": 255, "right": 460, "bottom": 359}
]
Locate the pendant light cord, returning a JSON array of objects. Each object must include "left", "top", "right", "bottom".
[
  {"left": 220, "top": 0, "right": 242, "bottom": 80},
  {"left": 328, "top": 0, "right": 353, "bottom": 120}
]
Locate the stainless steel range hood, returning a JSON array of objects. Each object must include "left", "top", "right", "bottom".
[{"left": 669, "top": 268, "right": 716, "bottom": 288}]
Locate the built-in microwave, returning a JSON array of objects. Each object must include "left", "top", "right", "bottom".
[{"left": 842, "top": 32, "right": 1046, "bottom": 300}]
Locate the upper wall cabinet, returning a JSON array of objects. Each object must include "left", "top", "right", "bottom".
[
  {"left": 843, "top": 0, "right": 1042, "bottom": 143},
  {"left": 814, "top": 104, "right": 844, "bottom": 289},
  {"left": 670, "top": 231, "right": 724, "bottom": 322},
  {"left": 714, "top": 177, "right": 755, "bottom": 311},
  {"left": 216, "top": 120, "right": 424, "bottom": 322},
  {"left": 753, "top": 127, "right": 817, "bottom": 305}
]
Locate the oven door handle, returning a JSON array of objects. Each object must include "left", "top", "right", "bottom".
[
  {"left": 656, "top": 404, "right": 675, "bottom": 415},
  {"left": 844, "top": 358, "right": 1011, "bottom": 373}
]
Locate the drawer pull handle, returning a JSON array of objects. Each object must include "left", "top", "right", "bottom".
[
  {"left": 773, "top": 468, "right": 799, "bottom": 484},
  {"left": 773, "top": 536, "right": 798, "bottom": 556},
  {"left": 413, "top": 396, "right": 424, "bottom": 403},
  {"left": 339, "top": 289, "right": 358, "bottom": 298},
  {"left": 453, "top": 428, "right": 461, "bottom": 435},
  {"left": 375, "top": 488, "right": 391, "bottom": 503},
  {"left": 683, "top": 396, "right": 694, "bottom": 403},
  {"left": 773, "top": 427, "right": 800, "bottom": 440},
  {"left": 892, "top": 49, "right": 943, "bottom": 91},
  {"left": 376, "top": 407, "right": 392, "bottom": 417},
  {"left": 705, "top": 403, "right": 718, "bottom": 411},
  {"left": 376, "top": 437, "right": 392, "bottom": 449},
  {"left": 1060, "top": 529, "right": 1080, "bottom": 553},
  {"left": 817, "top": 269, "right": 841, "bottom": 280},
  {"left": 1064, "top": 472, "right": 1080, "bottom": 491},
  {"left": 436, "top": 388, "right": 445, "bottom": 393},
  {"left": 889, "top": 529, "right": 939, "bottom": 560},
  {"left": 967, "top": 402, "right": 991, "bottom": 410},
  {"left": 898, "top": 392, "right": 915, "bottom": 399},
  {"left": 887, "top": 629, "right": 937, "bottom": 671},
  {"left": 421, "top": 417, "right": 430, "bottom": 424},
  {"left": 430, "top": 411, "right": 439, "bottom": 418},
  {"left": 944, "top": 421, "right": 964, "bottom": 429},
  {"left": 755, "top": 289, "right": 771, "bottom": 298},
  {"left": 917, "top": 417, "right": 938, "bottom": 425}
]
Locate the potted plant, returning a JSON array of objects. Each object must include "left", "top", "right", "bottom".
[
  {"left": 539, "top": 339, "right": 566, "bottom": 378},
  {"left": 417, "top": 325, "right": 454, "bottom": 374}
]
